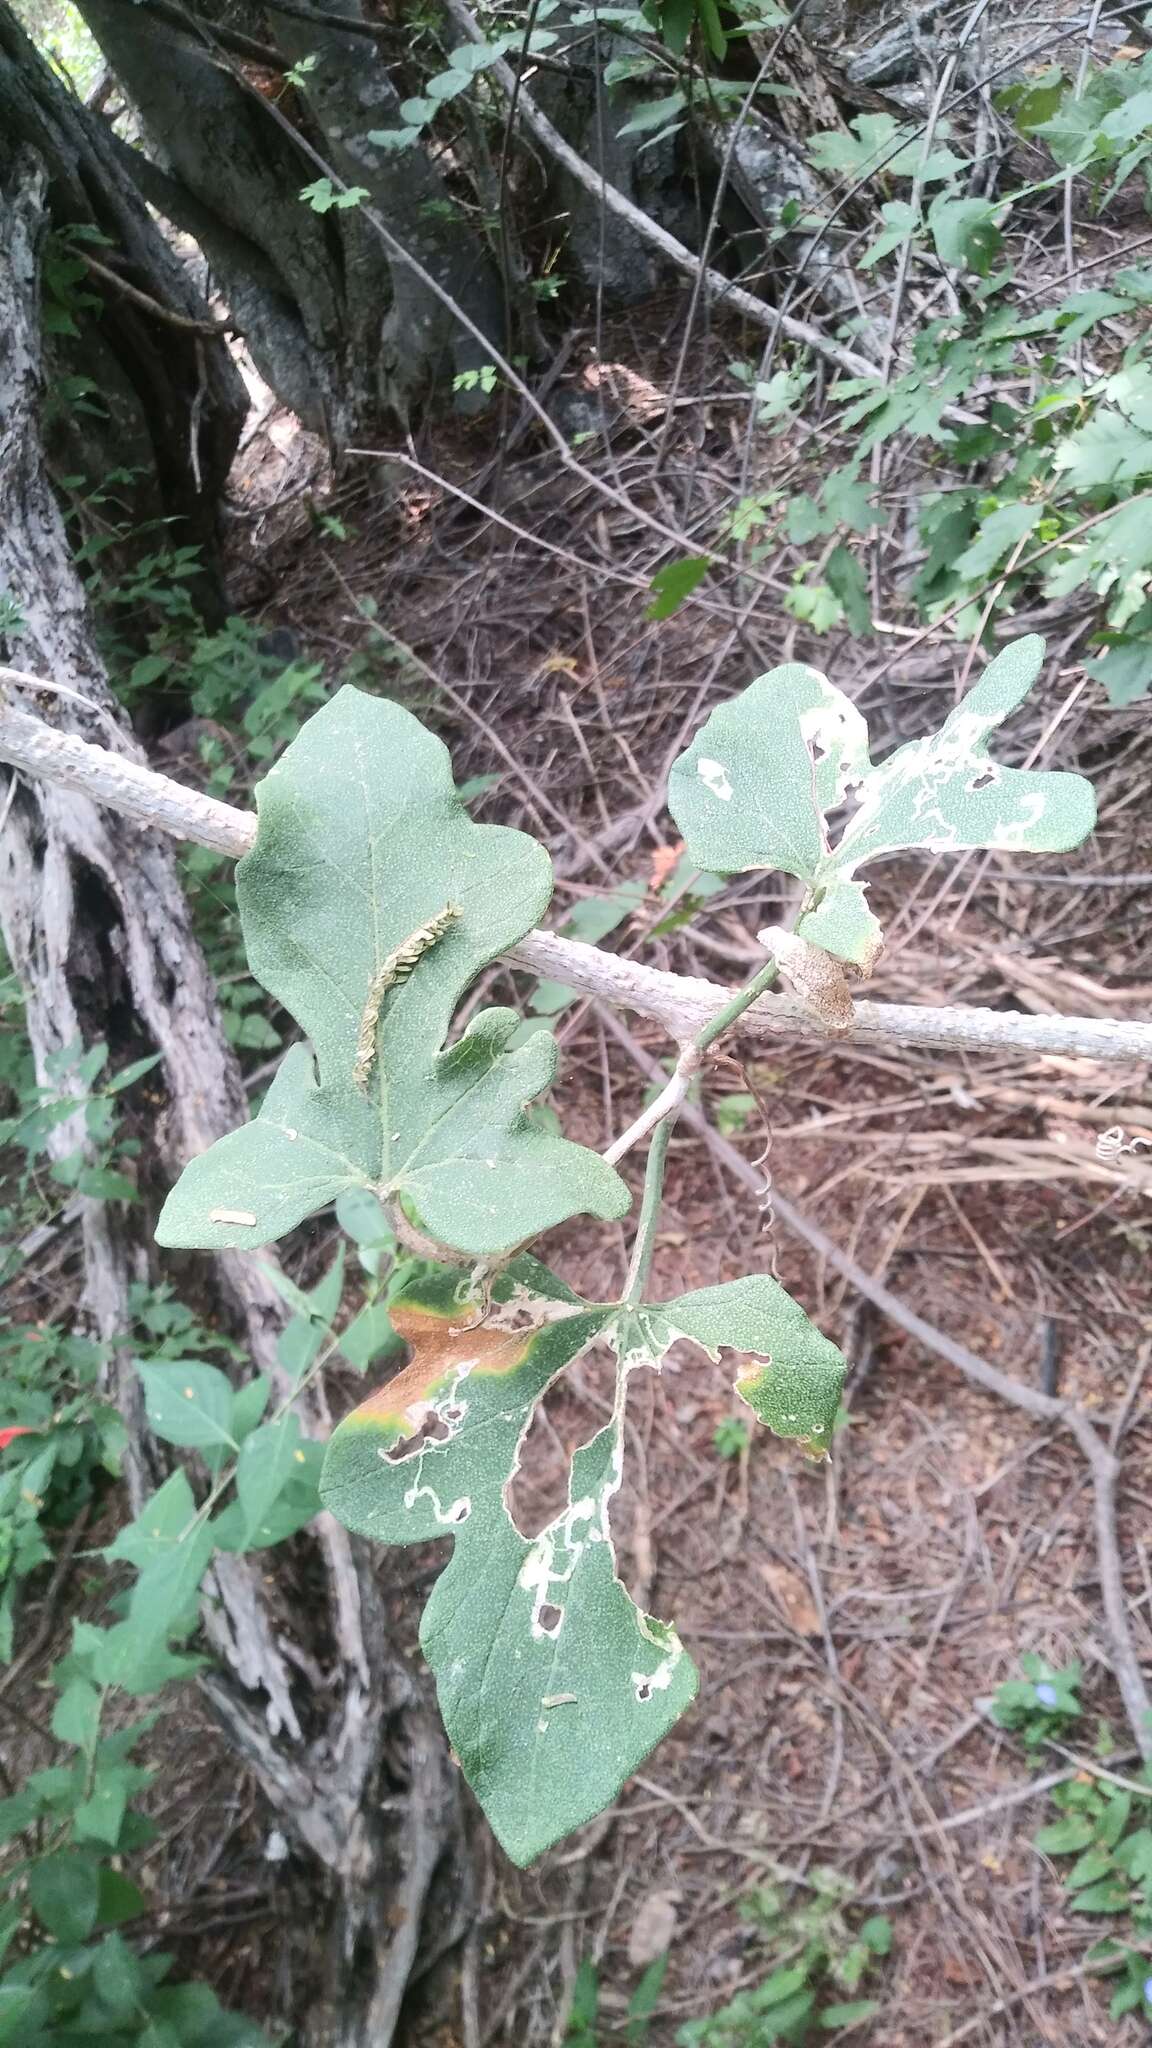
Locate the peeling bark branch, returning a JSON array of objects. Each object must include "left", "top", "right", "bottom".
[
  {"left": 1, "top": 683, "right": 1148, "bottom": 1069},
  {"left": 0, "top": 159, "right": 464, "bottom": 2047}
]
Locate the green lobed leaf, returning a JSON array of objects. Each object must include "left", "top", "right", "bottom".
[
  {"left": 668, "top": 637, "right": 1096, "bottom": 964},
  {"left": 928, "top": 194, "right": 1003, "bottom": 275},
  {"left": 321, "top": 1259, "right": 847, "bottom": 1856},
  {"left": 667, "top": 662, "right": 871, "bottom": 883},
  {"left": 321, "top": 1259, "right": 697, "bottom": 1864},
  {"left": 156, "top": 690, "right": 628, "bottom": 1260},
  {"left": 633, "top": 1275, "right": 847, "bottom": 1457}
]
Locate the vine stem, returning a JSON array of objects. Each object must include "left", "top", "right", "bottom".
[{"left": 621, "top": 958, "right": 780, "bottom": 1305}]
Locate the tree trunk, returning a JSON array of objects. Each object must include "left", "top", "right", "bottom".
[
  {"left": 73, "top": 0, "right": 506, "bottom": 428},
  {"left": 0, "top": 150, "right": 471, "bottom": 2047},
  {"left": 0, "top": 1, "right": 248, "bottom": 617}
]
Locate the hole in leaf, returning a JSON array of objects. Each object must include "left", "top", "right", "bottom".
[
  {"left": 969, "top": 769, "right": 996, "bottom": 790},
  {"left": 636, "top": 1679, "right": 653, "bottom": 1703},
  {"left": 505, "top": 1343, "right": 618, "bottom": 1539},
  {"left": 489, "top": 1297, "right": 541, "bottom": 1335},
  {"left": 537, "top": 1602, "right": 562, "bottom": 1637},
  {"left": 446, "top": 1498, "right": 471, "bottom": 1524},
  {"left": 383, "top": 1409, "right": 453, "bottom": 1463}
]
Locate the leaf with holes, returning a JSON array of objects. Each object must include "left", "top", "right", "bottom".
[
  {"left": 668, "top": 636, "right": 1095, "bottom": 967},
  {"left": 320, "top": 1260, "right": 845, "bottom": 1857},
  {"left": 319, "top": 1257, "right": 696, "bottom": 1864},
  {"left": 156, "top": 689, "right": 629, "bottom": 1259},
  {"left": 626, "top": 1275, "right": 847, "bottom": 1458}
]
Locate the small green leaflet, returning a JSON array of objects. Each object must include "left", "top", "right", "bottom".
[
  {"left": 136, "top": 1360, "right": 236, "bottom": 1460},
  {"left": 1086, "top": 637, "right": 1152, "bottom": 705},
  {"left": 156, "top": 689, "right": 629, "bottom": 1259},
  {"left": 667, "top": 636, "right": 1096, "bottom": 965},
  {"left": 647, "top": 556, "right": 710, "bottom": 619},
  {"left": 953, "top": 502, "right": 1044, "bottom": 582},
  {"left": 928, "top": 193, "right": 1003, "bottom": 276},
  {"left": 320, "top": 1258, "right": 846, "bottom": 1861},
  {"left": 632, "top": 1274, "right": 846, "bottom": 1455}
]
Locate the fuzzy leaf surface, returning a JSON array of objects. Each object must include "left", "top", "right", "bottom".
[
  {"left": 630, "top": 1275, "right": 846, "bottom": 1456},
  {"left": 668, "top": 637, "right": 1096, "bottom": 963},
  {"left": 320, "top": 1259, "right": 696, "bottom": 1865},
  {"left": 321, "top": 1261, "right": 846, "bottom": 1857},
  {"left": 157, "top": 688, "right": 628, "bottom": 1257}
]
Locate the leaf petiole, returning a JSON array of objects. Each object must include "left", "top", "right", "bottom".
[{"left": 621, "top": 955, "right": 779, "bottom": 1305}]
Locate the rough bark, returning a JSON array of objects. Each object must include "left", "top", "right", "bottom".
[
  {"left": 0, "top": 1, "right": 247, "bottom": 616},
  {"left": 74, "top": 0, "right": 505, "bottom": 428},
  {"left": 0, "top": 151, "right": 470, "bottom": 2047}
]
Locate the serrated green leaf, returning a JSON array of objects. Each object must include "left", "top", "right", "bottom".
[
  {"left": 1052, "top": 410, "right": 1152, "bottom": 490},
  {"left": 156, "top": 690, "right": 628, "bottom": 1260},
  {"left": 820, "top": 2001, "right": 881, "bottom": 2028},
  {"left": 137, "top": 1361, "right": 236, "bottom": 1454},
  {"left": 320, "top": 1261, "right": 697, "bottom": 1864},
  {"left": 953, "top": 502, "right": 1044, "bottom": 582},
  {"left": 1086, "top": 640, "right": 1152, "bottom": 706}
]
